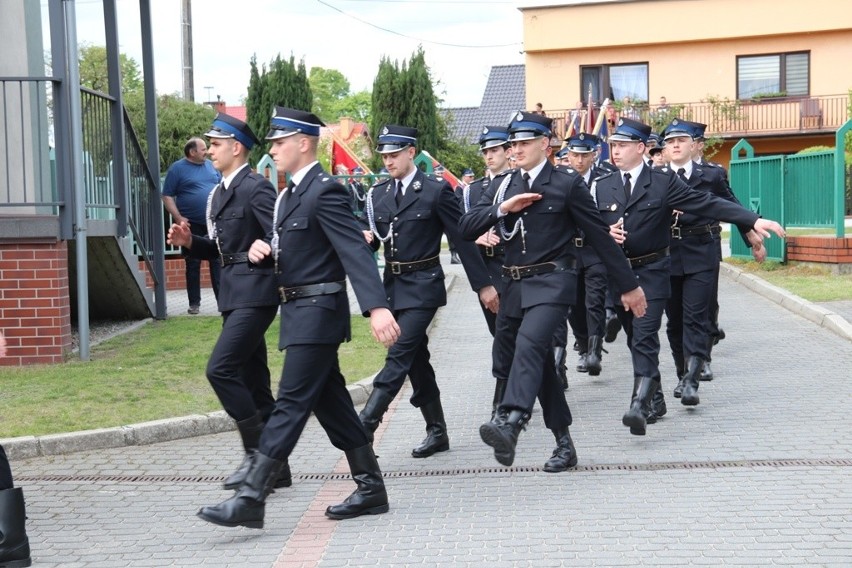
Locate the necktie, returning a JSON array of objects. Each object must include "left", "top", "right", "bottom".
[
  {"left": 395, "top": 180, "right": 403, "bottom": 207},
  {"left": 522, "top": 172, "right": 531, "bottom": 192},
  {"left": 623, "top": 172, "right": 632, "bottom": 202},
  {"left": 676, "top": 167, "right": 688, "bottom": 183}
]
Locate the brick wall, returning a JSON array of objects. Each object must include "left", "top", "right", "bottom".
[
  {"left": 787, "top": 236, "right": 852, "bottom": 265},
  {"left": 141, "top": 256, "right": 217, "bottom": 291},
  {"left": 0, "top": 241, "right": 72, "bottom": 365}
]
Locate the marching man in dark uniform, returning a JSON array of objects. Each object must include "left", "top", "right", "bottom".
[
  {"left": 461, "top": 126, "right": 513, "bottom": 416},
  {"left": 460, "top": 112, "right": 646, "bottom": 471},
  {"left": 359, "top": 125, "right": 498, "bottom": 459},
  {"left": 592, "top": 117, "right": 785, "bottom": 436},
  {"left": 167, "top": 113, "right": 289, "bottom": 490},
  {"left": 197, "top": 107, "right": 401, "bottom": 529}
]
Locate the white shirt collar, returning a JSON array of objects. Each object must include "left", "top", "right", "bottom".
[
  {"left": 671, "top": 159, "right": 694, "bottom": 179},
  {"left": 289, "top": 160, "right": 319, "bottom": 189},
  {"left": 395, "top": 166, "right": 418, "bottom": 194},
  {"left": 520, "top": 158, "right": 548, "bottom": 187},
  {"left": 622, "top": 161, "right": 644, "bottom": 185},
  {"left": 222, "top": 163, "right": 249, "bottom": 190}
]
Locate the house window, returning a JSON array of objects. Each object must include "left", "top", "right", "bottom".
[
  {"left": 737, "top": 52, "right": 809, "bottom": 99},
  {"left": 580, "top": 63, "right": 649, "bottom": 106}
]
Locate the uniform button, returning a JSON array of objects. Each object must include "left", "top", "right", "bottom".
[
  {"left": 547, "top": 206, "right": 553, "bottom": 211},
  {"left": 311, "top": 299, "right": 317, "bottom": 303},
  {"left": 523, "top": 212, "right": 528, "bottom": 216},
  {"left": 393, "top": 216, "right": 399, "bottom": 221},
  {"left": 624, "top": 212, "right": 629, "bottom": 217},
  {"left": 394, "top": 233, "right": 399, "bottom": 237},
  {"left": 416, "top": 213, "right": 421, "bottom": 217},
  {"left": 292, "top": 222, "right": 298, "bottom": 226}
]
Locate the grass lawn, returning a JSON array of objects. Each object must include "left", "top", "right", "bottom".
[
  {"left": 0, "top": 315, "right": 387, "bottom": 438},
  {"left": 725, "top": 257, "right": 852, "bottom": 302}
]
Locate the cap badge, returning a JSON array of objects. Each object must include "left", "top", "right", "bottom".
[
  {"left": 516, "top": 111, "right": 524, "bottom": 121},
  {"left": 617, "top": 118, "right": 624, "bottom": 126},
  {"left": 672, "top": 119, "right": 679, "bottom": 125},
  {"left": 482, "top": 127, "right": 489, "bottom": 134},
  {"left": 382, "top": 126, "right": 389, "bottom": 135},
  {"left": 579, "top": 133, "right": 585, "bottom": 140}
]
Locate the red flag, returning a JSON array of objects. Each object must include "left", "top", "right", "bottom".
[{"left": 331, "top": 138, "right": 371, "bottom": 174}]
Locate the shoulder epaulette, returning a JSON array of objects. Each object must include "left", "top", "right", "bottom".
[{"left": 595, "top": 170, "right": 615, "bottom": 181}]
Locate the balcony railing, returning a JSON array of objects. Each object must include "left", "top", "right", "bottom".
[{"left": 545, "top": 94, "right": 850, "bottom": 140}]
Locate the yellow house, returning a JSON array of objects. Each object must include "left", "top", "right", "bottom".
[{"left": 521, "top": 0, "right": 852, "bottom": 166}]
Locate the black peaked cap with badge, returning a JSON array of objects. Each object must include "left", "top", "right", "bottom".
[
  {"left": 507, "top": 111, "right": 552, "bottom": 142},
  {"left": 565, "top": 132, "right": 600, "bottom": 153},
  {"left": 478, "top": 126, "right": 510, "bottom": 151},
  {"left": 266, "top": 107, "right": 325, "bottom": 140},
  {"left": 662, "top": 118, "right": 694, "bottom": 141},
  {"left": 205, "top": 112, "right": 261, "bottom": 149},
  {"left": 608, "top": 117, "right": 652, "bottom": 143},
  {"left": 375, "top": 125, "right": 418, "bottom": 154}
]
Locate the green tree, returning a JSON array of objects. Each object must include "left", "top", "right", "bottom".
[
  {"left": 78, "top": 43, "right": 143, "bottom": 96},
  {"left": 309, "top": 67, "right": 350, "bottom": 122},
  {"left": 245, "top": 53, "right": 313, "bottom": 164},
  {"left": 334, "top": 89, "right": 372, "bottom": 123}
]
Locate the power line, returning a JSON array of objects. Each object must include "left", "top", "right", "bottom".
[{"left": 315, "top": 0, "right": 521, "bottom": 49}]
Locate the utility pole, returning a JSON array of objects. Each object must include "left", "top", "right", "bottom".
[{"left": 181, "top": 0, "right": 194, "bottom": 101}]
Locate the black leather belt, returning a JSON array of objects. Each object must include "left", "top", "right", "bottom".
[
  {"left": 278, "top": 280, "right": 346, "bottom": 303},
  {"left": 479, "top": 245, "right": 505, "bottom": 257},
  {"left": 502, "top": 258, "right": 576, "bottom": 280},
  {"left": 220, "top": 252, "right": 249, "bottom": 266},
  {"left": 628, "top": 247, "right": 670, "bottom": 268},
  {"left": 671, "top": 224, "right": 722, "bottom": 239},
  {"left": 385, "top": 255, "right": 440, "bottom": 275}
]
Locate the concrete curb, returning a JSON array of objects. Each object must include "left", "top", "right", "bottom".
[
  {"left": 720, "top": 262, "right": 852, "bottom": 342},
  {"left": 3, "top": 274, "right": 459, "bottom": 460}
]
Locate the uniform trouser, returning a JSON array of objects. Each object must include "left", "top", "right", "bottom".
[
  {"left": 184, "top": 222, "right": 221, "bottom": 306},
  {"left": 567, "top": 262, "right": 609, "bottom": 343},
  {"left": 0, "top": 444, "right": 12, "bottom": 489},
  {"left": 206, "top": 306, "right": 278, "bottom": 422},
  {"left": 665, "top": 268, "right": 715, "bottom": 362},
  {"left": 616, "top": 298, "right": 667, "bottom": 380},
  {"left": 500, "top": 303, "right": 573, "bottom": 430},
  {"left": 706, "top": 259, "right": 722, "bottom": 362},
  {"left": 259, "top": 343, "right": 369, "bottom": 461},
  {"left": 372, "top": 307, "right": 440, "bottom": 408}
]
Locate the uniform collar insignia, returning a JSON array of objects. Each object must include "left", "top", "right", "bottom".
[{"left": 412, "top": 180, "right": 421, "bottom": 190}]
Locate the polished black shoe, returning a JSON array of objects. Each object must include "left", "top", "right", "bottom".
[
  {"left": 604, "top": 313, "right": 621, "bottom": 343},
  {"left": 622, "top": 376, "right": 656, "bottom": 436},
  {"left": 479, "top": 409, "right": 529, "bottom": 466},
  {"left": 645, "top": 385, "right": 667, "bottom": 424},
  {"left": 325, "top": 445, "right": 389, "bottom": 520},
  {"left": 673, "top": 378, "right": 684, "bottom": 398},
  {"left": 542, "top": 427, "right": 578, "bottom": 472},
  {"left": 491, "top": 378, "right": 508, "bottom": 420},
  {"left": 713, "top": 327, "right": 726, "bottom": 345},
  {"left": 681, "top": 356, "right": 702, "bottom": 406},
  {"left": 411, "top": 399, "right": 450, "bottom": 458},
  {"left": 699, "top": 361, "right": 714, "bottom": 381},
  {"left": 198, "top": 452, "right": 285, "bottom": 529},
  {"left": 585, "top": 336, "right": 603, "bottom": 376},
  {"left": 576, "top": 352, "right": 589, "bottom": 373},
  {"left": 0, "top": 488, "right": 31, "bottom": 568},
  {"left": 223, "top": 413, "right": 292, "bottom": 490},
  {"left": 359, "top": 389, "right": 394, "bottom": 443}
]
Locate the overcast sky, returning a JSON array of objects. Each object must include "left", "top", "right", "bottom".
[{"left": 43, "top": 0, "right": 528, "bottom": 109}]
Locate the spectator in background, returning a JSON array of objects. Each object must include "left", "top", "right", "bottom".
[
  {"left": 162, "top": 137, "right": 222, "bottom": 314},
  {"left": 534, "top": 102, "right": 547, "bottom": 116},
  {"left": 0, "top": 331, "right": 32, "bottom": 567}
]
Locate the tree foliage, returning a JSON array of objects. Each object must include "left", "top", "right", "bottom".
[
  {"left": 309, "top": 67, "right": 372, "bottom": 124},
  {"left": 245, "top": 53, "right": 313, "bottom": 164},
  {"left": 78, "top": 43, "right": 143, "bottom": 96}
]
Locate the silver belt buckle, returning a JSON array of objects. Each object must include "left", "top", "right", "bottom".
[
  {"left": 278, "top": 286, "right": 289, "bottom": 303},
  {"left": 509, "top": 266, "right": 521, "bottom": 280},
  {"left": 485, "top": 246, "right": 494, "bottom": 257},
  {"left": 574, "top": 237, "right": 584, "bottom": 247},
  {"left": 390, "top": 262, "right": 402, "bottom": 275},
  {"left": 671, "top": 226, "right": 682, "bottom": 239}
]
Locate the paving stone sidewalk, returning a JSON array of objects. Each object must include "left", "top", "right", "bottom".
[{"left": 8, "top": 254, "right": 852, "bottom": 567}]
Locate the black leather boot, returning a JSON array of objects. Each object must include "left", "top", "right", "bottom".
[
  {"left": 542, "top": 427, "right": 578, "bottom": 472},
  {"left": 585, "top": 336, "right": 603, "bottom": 376},
  {"left": 645, "top": 381, "right": 667, "bottom": 424},
  {"left": 411, "top": 398, "right": 450, "bottom": 458},
  {"left": 491, "top": 379, "right": 507, "bottom": 420},
  {"left": 479, "top": 409, "right": 530, "bottom": 466},
  {"left": 681, "top": 356, "right": 703, "bottom": 406},
  {"left": 575, "top": 341, "right": 589, "bottom": 373},
  {"left": 604, "top": 310, "right": 621, "bottom": 343},
  {"left": 553, "top": 347, "right": 568, "bottom": 390},
  {"left": 622, "top": 376, "right": 656, "bottom": 436},
  {"left": 359, "top": 388, "right": 394, "bottom": 443},
  {"left": 197, "top": 452, "right": 284, "bottom": 529},
  {"left": 673, "top": 351, "right": 686, "bottom": 398},
  {"left": 223, "top": 412, "right": 292, "bottom": 490},
  {"left": 700, "top": 361, "right": 714, "bottom": 381},
  {"left": 0, "top": 488, "right": 31, "bottom": 568},
  {"left": 325, "top": 444, "right": 389, "bottom": 520}
]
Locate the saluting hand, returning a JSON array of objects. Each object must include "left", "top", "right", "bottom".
[
  {"left": 621, "top": 286, "right": 647, "bottom": 318},
  {"left": 478, "top": 285, "right": 499, "bottom": 314},
  {"left": 167, "top": 222, "right": 192, "bottom": 248},
  {"left": 369, "top": 307, "right": 401, "bottom": 348},
  {"left": 499, "top": 192, "right": 542, "bottom": 214},
  {"left": 248, "top": 239, "right": 272, "bottom": 264}
]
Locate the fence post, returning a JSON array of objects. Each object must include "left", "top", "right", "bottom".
[{"left": 834, "top": 119, "right": 851, "bottom": 237}]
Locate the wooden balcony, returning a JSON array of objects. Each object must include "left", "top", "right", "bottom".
[{"left": 545, "top": 94, "right": 850, "bottom": 140}]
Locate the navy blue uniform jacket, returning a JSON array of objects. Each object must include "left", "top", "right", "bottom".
[
  {"left": 274, "top": 164, "right": 389, "bottom": 349},
  {"left": 188, "top": 166, "right": 279, "bottom": 312},
  {"left": 458, "top": 161, "right": 638, "bottom": 311}
]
